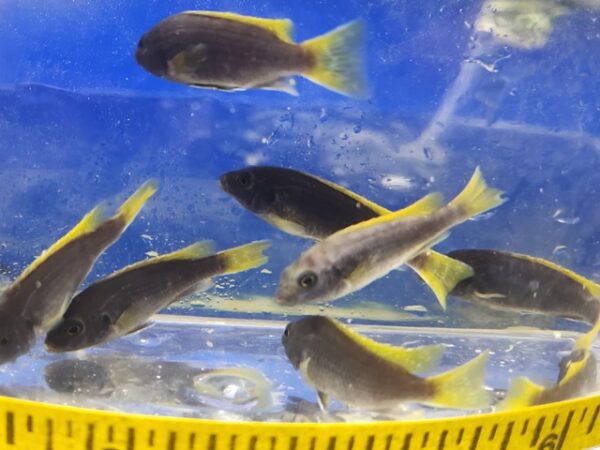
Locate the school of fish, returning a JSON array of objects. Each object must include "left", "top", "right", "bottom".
[{"left": 0, "top": 9, "right": 597, "bottom": 419}]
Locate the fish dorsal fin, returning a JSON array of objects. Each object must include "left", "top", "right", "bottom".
[
  {"left": 507, "top": 252, "right": 600, "bottom": 299},
  {"left": 327, "top": 318, "right": 445, "bottom": 372},
  {"left": 306, "top": 173, "right": 392, "bottom": 216},
  {"left": 186, "top": 11, "right": 294, "bottom": 44},
  {"left": 15, "top": 203, "right": 109, "bottom": 284},
  {"left": 333, "top": 192, "right": 444, "bottom": 238}
]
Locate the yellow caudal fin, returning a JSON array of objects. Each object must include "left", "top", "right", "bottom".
[
  {"left": 115, "top": 179, "right": 158, "bottom": 226},
  {"left": 188, "top": 11, "right": 294, "bottom": 43},
  {"left": 301, "top": 20, "right": 368, "bottom": 97},
  {"left": 575, "top": 320, "right": 600, "bottom": 350},
  {"left": 448, "top": 167, "right": 506, "bottom": 221},
  {"left": 219, "top": 240, "right": 271, "bottom": 274},
  {"left": 407, "top": 251, "right": 474, "bottom": 310},
  {"left": 326, "top": 318, "right": 444, "bottom": 372},
  {"left": 335, "top": 193, "right": 444, "bottom": 238},
  {"left": 428, "top": 351, "right": 490, "bottom": 409},
  {"left": 15, "top": 203, "right": 109, "bottom": 284},
  {"left": 496, "top": 377, "right": 544, "bottom": 410}
]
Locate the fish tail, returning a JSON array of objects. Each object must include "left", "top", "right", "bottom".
[
  {"left": 116, "top": 179, "right": 159, "bottom": 225},
  {"left": 575, "top": 320, "right": 600, "bottom": 350},
  {"left": 301, "top": 20, "right": 368, "bottom": 97},
  {"left": 448, "top": 167, "right": 506, "bottom": 221},
  {"left": 496, "top": 377, "right": 544, "bottom": 410},
  {"left": 408, "top": 251, "right": 474, "bottom": 310},
  {"left": 218, "top": 240, "right": 271, "bottom": 274},
  {"left": 428, "top": 351, "right": 490, "bottom": 409}
]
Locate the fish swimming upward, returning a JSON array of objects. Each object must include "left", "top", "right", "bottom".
[
  {"left": 282, "top": 316, "right": 490, "bottom": 411},
  {"left": 45, "top": 240, "right": 269, "bottom": 352},
  {"left": 0, "top": 180, "right": 157, "bottom": 364},
  {"left": 220, "top": 166, "right": 475, "bottom": 309},
  {"left": 276, "top": 167, "right": 506, "bottom": 306},
  {"left": 135, "top": 11, "right": 367, "bottom": 97}
]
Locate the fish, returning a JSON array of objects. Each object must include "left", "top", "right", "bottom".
[
  {"left": 44, "top": 356, "right": 273, "bottom": 411},
  {"left": 498, "top": 348, "right": 598, "bottom": 409},
  {"left": 45, "top": 240, "right": 270, "bottom": 352},
  {"left": 276, "top": 167, "right": 505, "bottom": 306},
  {"left": 135, "top": 11, "right": 367, "bottom": 97},
  {"left": 282, "top": 316, "right": 490, "bottom": 411},
  {"left": 0, "top": 180, "right": 157, "bottom": 364},
  {"left": 219, "top": 166, "right": 475, "bottom": 308},
  {"left": 448, "top": 249, "right": 600, "bottom": 325}
]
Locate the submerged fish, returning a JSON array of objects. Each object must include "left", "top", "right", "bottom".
[
  {"left": 45, "top": 240, "right": 269, "bottom": 352},
  {"left": 220, "top": 166, "right": 474, "bottom": 308},
  {"left": 0, "top": 180, "right": 157, "bottom": 364},
  {"left": 448, "top": 249, "right": 600, "bottom": 325},
  {"left": 135, "top": 11, "right": 367, "bottom": 97},
  {"left": 498, "top": 349, "right": 598, "bottom": 409},
  {"left": 44, "top": 356, "right": 273, "bottom": 411},
  {"left": 282, "top": 316, "right": 489, "bottom": 411},
  {"left": 276, "top": 167, "right": 505, "bottom": 306}
]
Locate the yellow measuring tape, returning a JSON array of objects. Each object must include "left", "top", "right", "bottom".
[{"left": 1, "top": 393, "right": 599, "bottom": 450}]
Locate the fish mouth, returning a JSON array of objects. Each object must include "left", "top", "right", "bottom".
[
  {"left": 275, "top": 293, "right": 297, "bottom": 307},
  {"left": 218, "top": 174, "right": 231, "bottom": 192}
]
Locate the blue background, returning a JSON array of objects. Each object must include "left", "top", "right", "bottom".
[{"left": 0, "top": 0, "right": 599, "bottom": 328}]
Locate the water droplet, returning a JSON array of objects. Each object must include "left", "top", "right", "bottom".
[
  {"left": 353, "top": 124, "right": 362, "bottom": 134},
  {"left": 423, "top": 147, "right": 433, "bottom": 160},
  {"left": 554, "top": 216, "right": 580, "bottom": 225}
]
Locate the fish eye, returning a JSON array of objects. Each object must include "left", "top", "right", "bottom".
[
  {"left": 298, "top": 271, "right": 318, "bottom": 289},
  {"left": 283, "top": 325, "right": 291, "bottom": 337},
  {"left": 0, "top": 337, "right": 9, "bottom": 346},
  {"left": 67, "top": 322, "right": 84, "bottom": 336},
  {"left": 237, "top": 173, "right": 253, "bottom": 189}
]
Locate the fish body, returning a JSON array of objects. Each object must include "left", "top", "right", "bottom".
[
  {"left": 135, "top": 12, "right": 367, "bottom": 96},
  {"left": 220, "top": 166, "right": 475, "bottom": 308},
  {"left": 282, "top": 316, "right": 489, "bottom": 410},
  {"left": 448, "top": 249, "right": 600, "bottom": 324},
  {"left": 45, "top": 240, "right": 269, "bottom": 352},
  {"left": 276, "top": 167, "right": 505, "bottom": 305},
  {"left": 499, "top": 349, "right": 598, "bottom": 409},
  {"left": 0, "top": 180, "right": 157, "bottom": 364}
]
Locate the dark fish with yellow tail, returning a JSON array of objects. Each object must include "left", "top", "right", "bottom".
[
  {"left": 135, "top": 11, "right": 367, "bottom": 97},
  {"left": 282, "top": 316, "right": 490, "bottom": 411},
  {"left": 219, "top": 166, "right": 475, "bottom": 309},
  {"left": 498, "top": 349, "right": 597, "bottom": 409},
  {"left": 276, "top": 167, "right": 506, "bottom": 306},
  {"left": 0, "top": 180, "right": 157, "bottom": 364},
  {"left": 45, "top": 240, "right": 270, "bottom": 352},
  {"left": 448, "top": 249, "right": 600, "bottom": 325}
]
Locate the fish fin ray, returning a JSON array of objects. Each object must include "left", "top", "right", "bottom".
[
  {"left": 448, "top": 167, "right": 506, "bottom": 220},
  {"left": 327, "top": 318, "right": 444, "bottom": 372},
  {"left": 187, "top": 11, "right": 294, "bottom": 43},
  {"left": 255, "top": 77, "right": 299, "bottom": 96},
  {"left": 408, "top": 251, "right": 474, "bottom": 310},
  {"left": 333, "top": 193, "right": 443, "bottom": 238},
  {"left": 317, "top": 391, "right": 329, "bottom": 411},
  {"left": 496, "top": 376, "right": 544, "bottom": 410},
  {"left": 15, "top": 204, "right": 109, "bottom": 283},
  {"left": 218, "top": 240, "right": 270, "bottom": 274},
  {"left": 301, "top": 20, "right": 368, "bottom": 97},
  {"left": 115, "top": 179, "right": 158, "bottom": 225},
  {"left": 428, "top": 351, "right": 490, "bottom": 409}
]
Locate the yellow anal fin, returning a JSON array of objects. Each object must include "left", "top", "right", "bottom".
[
  {"left": 301, "top": 20, "right": 368, "bottom": 98},
  {"left": 326, "top": 317, "right": 444, "bottom": 372},
  {"left": 218, "top": 240, "right": 271, "bottom": 274},
  {"left": 496, "top": 377, "right": 544, "bottom": 411},
  {"left": 428, "top": 351, "right": 490, "bottom": 409},
  {"left": 186, "top": 11, "right": 294, "bottom": 44},
  {"left": 115, "top": 179, "right": 158, "bottom": 226},
  {"left": 333, "top": 192, "right": 444, "bottom": 238},
  {"left": 15, "top": 203, "right": 109, "bottom": 284},
  {"left": 559, "top": 350, "right": 591, "bottom": 386},
  {"left": 407, "top": 251, "right": 474, "bottom": 310},
  {"left": 448, "top": 166, "right": 506, "bottom": 220}
]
